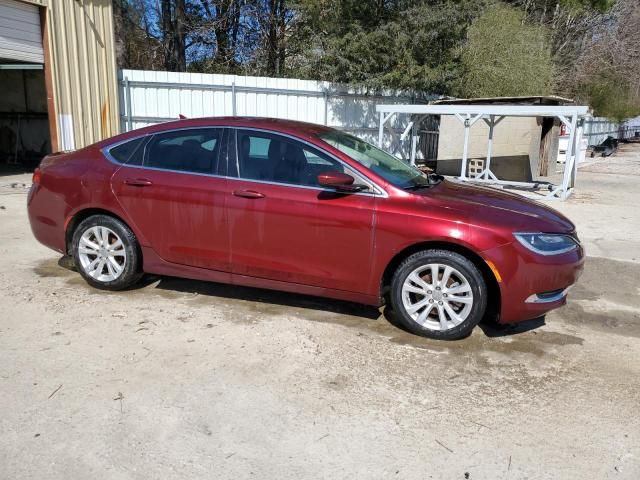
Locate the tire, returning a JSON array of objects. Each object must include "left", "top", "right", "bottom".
[
  {"left": 71, "top": 214, "right": 143, "bottom": 290},
  {"left": 390, "top": 249, "right": 487, "bottom": 340}
]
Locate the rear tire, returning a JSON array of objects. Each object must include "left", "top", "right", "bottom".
[
  {"left": 71, "top": 214, "right": 142, "bottom": 290},
  {"left": 390, "top": 249, "right": 487, "bottom": 340}
]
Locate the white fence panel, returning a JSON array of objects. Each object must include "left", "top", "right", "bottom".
[
  {"left": 118, "top": 69, "right": 414, "bottom": 154},
  {"left": 584, "top": 117, "right": 620, "bottom": 146},
  {"left": 583, "top": 117, "right": 640, "bottom": 146}
]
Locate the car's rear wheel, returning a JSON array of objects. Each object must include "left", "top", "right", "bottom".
[
  {"left": 390, "top": 249, "right": 487, "bottom": 340},
  {"left": 71, "top": 214, "right": 142, "bottom": 290}
]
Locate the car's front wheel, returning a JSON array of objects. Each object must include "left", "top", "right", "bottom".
[
  {"left": 390, "top": 249, "right": 487, "bottom": 340},
  {"left": 71, "top": 214, "right": 142, "bottom": 290}
]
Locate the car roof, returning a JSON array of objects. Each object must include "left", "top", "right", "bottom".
[{"left": 97, "top": 117, "right": 336, "bottom": 149}]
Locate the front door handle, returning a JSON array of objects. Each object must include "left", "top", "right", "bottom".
[
  {"left": 124, "top": 178, "right": 153, "bottom": 187},
  {"left": 232, "top": 190, "right": 265, "bottom": 199}
]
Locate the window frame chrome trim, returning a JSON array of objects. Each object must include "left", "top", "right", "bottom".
[
  {"left": 230, "top": 127, "right": 388, "bottom": 197},
  {"left": 101, "top": 126, "right": 225, "bottom": 174},
  {"left": 101, "top": 125, "right": 389, "bottom": 198}
]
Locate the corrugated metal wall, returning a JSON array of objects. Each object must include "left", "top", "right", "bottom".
[
  {"left": 25, "top": 0, "right": 119, "bottom": 150},
  {"left": 120, "top": 69, "right": 413, "bottom": 154},
  {"left": 583, "top": 117, "right": 637, "bottom": 146},
  {"left": 0, "top": 0, "right": 44, "bottom": 62}
]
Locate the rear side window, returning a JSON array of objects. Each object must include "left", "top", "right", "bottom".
[
  {"left": 108, "top": 137, "right": 145, "bottom": 164},
  {"left": 145, "top": 128, "right": 222, "bottom": 174}
]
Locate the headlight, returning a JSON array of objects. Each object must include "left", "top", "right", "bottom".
[{"left": 514, "top": 232, "right": 578, "bottom": 256}]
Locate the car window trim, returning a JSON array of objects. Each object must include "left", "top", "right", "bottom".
[
  {"left": 102, "top": 126, "right": 226, "bottom": 177},
  {"left": 102, "top": 125, "right": 388, "bottom": 197},
  {"left": 143, "top": 127, "right": 223, "bottom": 175},
  {"left": 231, "top": 127, "right": 387, "bottom": 197},
  {"left": 102, "top": 133, "right": 152, "bottom": 165}
]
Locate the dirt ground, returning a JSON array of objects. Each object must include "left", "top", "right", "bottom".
[{"left": 1, "top": 144, "right": 639, "bottom": 480}]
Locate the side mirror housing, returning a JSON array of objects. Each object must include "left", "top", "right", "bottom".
[{"left": 317, "top": 171, "right": 368, "bottom": 193}]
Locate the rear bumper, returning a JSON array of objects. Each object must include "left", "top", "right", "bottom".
[
  {"left": 482, "top": 240, "right": 585, "bottom": 324},
  {"left": 27, "top": 183, "right": 67, "bottom": 254}
]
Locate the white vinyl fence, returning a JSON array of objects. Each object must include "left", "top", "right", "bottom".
[{"left": 118, "top": 69, "right": 417, "bottom": 155}]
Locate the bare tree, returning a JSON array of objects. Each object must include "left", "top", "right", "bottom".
[
  {"left": 161, "top": 0, "right": 188, "bottom": 71},
  {"left": 112, "top": 0, "right": 164, "bottom": 70}
]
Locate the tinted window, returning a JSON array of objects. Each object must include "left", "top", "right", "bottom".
[
  {"left": 108, "top": 137, "right": 144, "bottom": 164},
  {"left": 145, "top": 129, "right": 221, "bottom": 174},
  {"left": 236, "top": 130, "right": 344, "bottom": 186}
]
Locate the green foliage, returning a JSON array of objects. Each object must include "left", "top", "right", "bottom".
[
  {"left": 295, "top": 0, "right": 486, "bottom": 94},
  {"left": 580, "top": 74, "right": 640, "bottom": 122},
  {"left": 458, "top": 4, "right": 554, "bottom": 97},
  {"left": 116, "top": 0, "right": 640, "bottom": 122}
]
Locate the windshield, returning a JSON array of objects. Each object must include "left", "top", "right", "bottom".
[{"left": 318, "top": 131, "right": 435, "bottom": 190}]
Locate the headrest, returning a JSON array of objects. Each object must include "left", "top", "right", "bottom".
[
  {"left": 268, "top": 139, "right": 286, "bottom": 161},
  {"left": 240, "top": 135, "right": 251, "bottom": 158}
]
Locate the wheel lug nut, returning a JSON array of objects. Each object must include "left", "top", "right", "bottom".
[
  {"left": 436, "top": 287, "right": 441, "bottom": 291},
  {"left": 428, "top": 299, "right": 434, "bottom": 303},
  {"left": 443, "top": 293, "right": 448, "bottom": 298},
  {"left": 427, "top": 290, "right": 432, "bottom": 294},
  {"left": 438, "top": 301, "right": 443, "bottom": 305}
]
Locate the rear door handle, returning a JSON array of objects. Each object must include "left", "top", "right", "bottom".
[
  {"left": 232, "top": 189, "right": 265, "bottom": 199},
  {"left": 124, "top": 178, "right": 153, "bottom": 187}
]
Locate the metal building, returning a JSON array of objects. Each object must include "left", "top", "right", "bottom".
[{"left": 0, "top": 0, "right": 119, "bottom": 166}]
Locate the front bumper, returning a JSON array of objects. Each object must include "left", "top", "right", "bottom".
[{"left": 482, "top": 240, "right": 585, "bottom": 324}]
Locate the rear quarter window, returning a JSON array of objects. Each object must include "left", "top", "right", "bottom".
[{"left": 108, "top": 137, "right": 145, "bottom": 164}]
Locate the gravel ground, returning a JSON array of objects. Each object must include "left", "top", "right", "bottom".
[{"left": 1, "top": 145, "right": 639, "bottom": 479}]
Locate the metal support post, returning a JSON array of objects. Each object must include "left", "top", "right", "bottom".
[
  {"left": 480, "top": 115, "right": 504, "bottom": 180},
  {"left": 572, "top": 118, "right": 584, "bottom": 188},
  {"left": 124, "top": 76, "right": 133, "bottom": 132},
  {"left": 559, "top": 115, "right": 577, "bottom": 199},
  {"left": 460, "top": 115, "right": 471, "bottom": 180},
  {"left": 323, "top": 91, "right": 328, "bottom": 126},
  {"left": 410, "top": 122, "right": 417, "bottom": 166},
  {"left": 231, "top": 81, "right": 237, "bottom": 116},
  {"left": 454, "top": 113, "right": 482, "bottom": 180}
]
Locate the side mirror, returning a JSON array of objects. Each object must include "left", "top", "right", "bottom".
[{"left": 317, "top": 171, "right": 368, "bottom": 193}]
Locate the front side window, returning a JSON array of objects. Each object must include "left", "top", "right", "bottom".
[
  {"left": 235, "top": 130, "right": 345, "bottom": 187},
  {"left": 318, "top": 131, "right": 434, "bottom": 190},
  {"left": 145, "top": 128, "right": 222, "bottom": 174}
]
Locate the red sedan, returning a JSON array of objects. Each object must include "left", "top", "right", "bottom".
[{"left": 28, "top": 117, "right": 584, "bottom": 340}]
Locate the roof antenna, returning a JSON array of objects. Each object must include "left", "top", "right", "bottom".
[{"left": 178, "top": 114, "right": 187, "bottom": 119}]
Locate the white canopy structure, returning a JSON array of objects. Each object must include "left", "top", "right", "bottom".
[{"left": 376, "top": 103, "right": 589, "bottom": 200}]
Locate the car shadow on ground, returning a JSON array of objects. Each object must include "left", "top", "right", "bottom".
[
  {"left": 150, "top": 274, "right": 382, "bottom": 320},
  {"left": 478, "top": 317, "right": 546, "bottom": 337},
  {"left": 56, "top": 255, "right": 545, "bottom": 338},
  {"left": 144, "top": 273, "right": 546, "bottom": 339}
]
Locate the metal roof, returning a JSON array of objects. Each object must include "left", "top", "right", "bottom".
[
  {"left": 432, "top": 95, "right": 576, "bottom": 106},
  {"left": 375, "top": 103, "right": 589, "bottom": 117}
]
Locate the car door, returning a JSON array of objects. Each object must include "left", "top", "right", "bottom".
[
  {"left": 224, "top": 128, "right": 378, "bottom": 294},
  {"left": 110, "top": 127, "right": 231, "bottom": 271}
]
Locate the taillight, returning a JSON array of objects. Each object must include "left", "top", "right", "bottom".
[{"left": 32, "top": 168, "right": 41, "bottom": 185}]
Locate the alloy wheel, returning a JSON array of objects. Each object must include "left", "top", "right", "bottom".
[
  {"left": 77, "top": 226, "right": 127, "bottom": 282},
  {"left": 401, "top": 263, "right": 474, "bottom": 331}
]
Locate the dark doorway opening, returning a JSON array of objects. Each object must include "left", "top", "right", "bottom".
[{"left": 0, "top": 63, "right": 51, "bottom": 173}]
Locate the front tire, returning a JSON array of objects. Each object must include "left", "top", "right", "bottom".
[
  {"left": 71, "top": 214, "right": 142, "bottom": 290},
  {"left": 390, "top": 250, "right": 487, "bottom": 340}
]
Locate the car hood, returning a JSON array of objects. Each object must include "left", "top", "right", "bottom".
[{"left": 415, "top": 179, "right": 576, "bottom": 233}]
